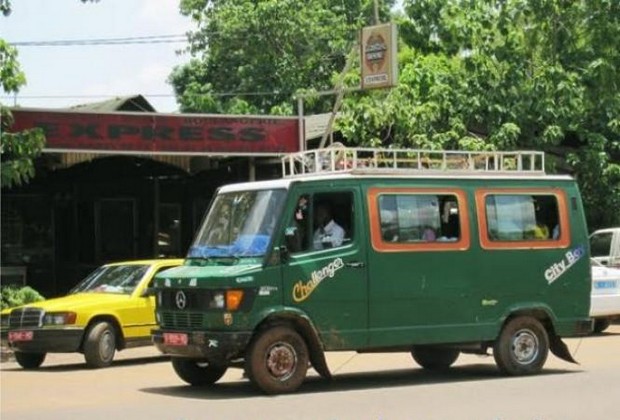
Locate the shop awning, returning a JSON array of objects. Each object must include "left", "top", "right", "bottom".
[{"left": 9, "top": 108, "right": 301, "bottom": 157}]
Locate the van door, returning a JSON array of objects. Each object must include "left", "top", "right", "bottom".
[
  {"left": 280, "top": 187, "right": 368, "bottom": 349},
  {"left": 365, "top": 187, "right": 476, "bottom": 346}
]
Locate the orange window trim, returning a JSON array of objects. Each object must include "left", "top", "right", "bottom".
[
  {"left": 367, "top": 187, "right": 471, "bottom": 253},
  {"left": 474, "top": 188, "right": 571, "bottom": 250}
]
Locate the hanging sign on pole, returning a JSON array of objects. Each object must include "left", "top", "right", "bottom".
[{"left": 360, "top": 23, "right": 398, "bottom": 89}]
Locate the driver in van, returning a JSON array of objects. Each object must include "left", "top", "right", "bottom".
[{"left": 313, "top": 203, "right": 345, "bottom": 250}]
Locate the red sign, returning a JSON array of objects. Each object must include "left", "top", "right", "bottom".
[{"left": 10, "top": 109, "right": 300, "bottom": 155}]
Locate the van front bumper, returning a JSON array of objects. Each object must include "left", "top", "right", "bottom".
[{"left": 152, "top": 329, "right": 252, "bottom": 364}]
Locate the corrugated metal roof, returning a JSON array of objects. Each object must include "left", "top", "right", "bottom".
[{"left": 68, "top": 95, "right": 156, "bottom": 112}]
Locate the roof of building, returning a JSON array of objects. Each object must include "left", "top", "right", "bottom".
[{"left": 68, "top": 94, "right": 156, "bottom": 112}]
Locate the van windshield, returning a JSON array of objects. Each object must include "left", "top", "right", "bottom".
[{"left": 188, "top": 189, "right": 286, "bottom": 259}]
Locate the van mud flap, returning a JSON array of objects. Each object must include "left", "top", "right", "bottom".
[
  {"left": 549, "top": 335, "right": 579, "bottom": 364},
  {"left": 310, "top": 348, "right": 332, "bottom": 380}
]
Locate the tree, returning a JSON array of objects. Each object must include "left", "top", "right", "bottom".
[
  {"left": 1, "top": 39, "right": 45, "bottom": 188},
  {"left": 171, "top": 0, "right": 393, "bottom": 115},
  {"left": 1, "top": 0, "right": 99, "bottom": 188},
  {"left": 336, "top": 0, "right": 620, "bottom": 229}
]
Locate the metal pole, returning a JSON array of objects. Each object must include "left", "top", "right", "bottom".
[
  {"left": 297, "top": 96, "right": 305, "bottom": 152},
  {"left": 374, "top": 0, "right": 380, "bottom": 24},
  {"left": 153, "top": 177, "right": 160, "bottom": 257},
  {"left": 248, "top": 157, "right": 256, "bottom": 181},
  {"left": 318, "top": 44, "right": 358, "bottom": 149}
]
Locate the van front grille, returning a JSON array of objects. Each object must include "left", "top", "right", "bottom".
[{"left": 160, "top": 312, "right": 204, "bottom": 329}]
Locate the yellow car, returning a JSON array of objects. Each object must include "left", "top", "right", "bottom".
[{"left": 1, "top": 259, "right": 183, "bottom": 369}]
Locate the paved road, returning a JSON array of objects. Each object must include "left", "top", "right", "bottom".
[{"left": 1, "top": 324, "right": 619, "bottom": 420}]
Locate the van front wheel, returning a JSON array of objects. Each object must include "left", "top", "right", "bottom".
[
  {"left": 245, "top": 326, "right": 309, "bottom": 394},
  {"left": 411, "top": 347, "right": 460, "bottom": 370},
  {"left": 171, "top": 358, "right": 228, "bottom": 386},
  {"left": 494, "top": 316, "right": 549, "bottom": 375}
]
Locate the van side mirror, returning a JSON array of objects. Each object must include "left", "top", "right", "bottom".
[{"left": 279, "top": 245, "right": 290, "bottom": 263}]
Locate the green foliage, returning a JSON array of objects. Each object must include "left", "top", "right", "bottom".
[
  {"left": 1, "top": 286, "right": 45, "bottom": 310},
  {"left": 0, "top": 39, "right": 26, "bottom": 93},
  {"left": 171, "top": 0, "right": 394, "bottom": 115},
  {"left": 1, "top": 107, "right": 45, "bottom": 188},
  {"left": 337, "top": 0, "right": 620, "bottom": 229},
  {"left": 1, "top": 16, "right": 45, "bottom": 188},
  {"left": 0, "top": 0, "right": 11, "bottom": 17}
]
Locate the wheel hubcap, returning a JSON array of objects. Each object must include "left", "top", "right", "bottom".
[
  {"left": 511, "top": 328, "right": 539, "bottom": 365},
  {"left": 265, "top": 342, "right": 297, "bottom": 381},
  {"left": 99, "top": 331, "right": 115, "bottom": 360}
]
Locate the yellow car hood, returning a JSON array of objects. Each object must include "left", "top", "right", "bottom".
[{"left": 18, "top": 293, "right": 132, "bottom": 312}]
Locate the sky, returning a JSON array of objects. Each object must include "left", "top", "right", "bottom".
[{"left": 1, "top": 0, "right": 195, "bottom": 113}]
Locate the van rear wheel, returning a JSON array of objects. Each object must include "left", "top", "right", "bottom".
[
  {"left": 494, "top": 316, "right": 549, "bottom": 375},
  {"left": 245, "top": 326, "right": 309, "bottom": 394},
  {"left": 411, "top": 347, "right": 459, "bottom": 370}
]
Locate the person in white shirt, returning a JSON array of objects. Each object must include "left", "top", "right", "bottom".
[{"left": 313, "top": 204, "right": 345, "bottom": 249}]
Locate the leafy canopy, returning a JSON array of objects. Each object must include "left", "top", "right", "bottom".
[
  {"left": 1, "top": 39, "right": 45, "bottom": 188},
  {"left": 336, "top": 0, "right": 620, "bottom": 229},
  {"left": 171, "top": 0, "right": 393, "bottom": 115}
]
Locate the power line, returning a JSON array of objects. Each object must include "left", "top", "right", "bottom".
[
  {"left": 9, "top": 34, "right": 187, "bottom": 47},
  {"left": 1, "top": 90, "right": 297, "bottom": 100}
]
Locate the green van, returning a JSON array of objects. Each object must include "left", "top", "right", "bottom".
[{"left": 152, "top": 148, "right": 592, "bottom": 394}]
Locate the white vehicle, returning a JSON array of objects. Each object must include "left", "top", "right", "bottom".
[
  {"left": 590, "top": 260, "right": 620, "bottom": 333},
  {"left": 590, "top": 227, "right": 620, "bottom": 268}
]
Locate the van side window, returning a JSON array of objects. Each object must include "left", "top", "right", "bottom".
[
  {"left": 286, "top": 191, "right": 354, "bottom": 254},
  {"left": 476, "top": 189, "right": 571, "bottom": 249},
  {"left": 484, "top": 194, "right": 559, "bottom": 241},
  {"left": 378, "top": 194, "right": 461, "bottom": 243},
  {"left": 368, "top": 187, "right": 470, "bottom": 252}
]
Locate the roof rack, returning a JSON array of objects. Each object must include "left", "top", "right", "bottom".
[{"left": 281, "top": 147, "right": 545, "bottom": 178}]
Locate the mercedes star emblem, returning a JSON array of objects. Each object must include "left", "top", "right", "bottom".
[{"left": 175, "top": 291, "right": 187, "bottom": 310}]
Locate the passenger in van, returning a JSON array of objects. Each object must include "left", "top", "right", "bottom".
[
  {"left": 313, "top": 204, "right": 345, "bottom": 249},
  {"left": 534, "top": 222, "right": 549, "bottom": 239},
  {"left": 422, "top": 227, "right": 437, "bottom": 241}
]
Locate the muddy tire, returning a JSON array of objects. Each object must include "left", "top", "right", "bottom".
[
  {"left": 14, "top": 351, "right": 46, "bottom": 369},
  {"left": 593, "top": 319, "right": 611, "bottom": 334},
  {"left": 494, "top": 316, "right": 549, "bottom": 375},
  {"left": 171, "top": 358, "right": 228, "bottom": 386},
  {"left": 83, "top": 321, "right": 117, "bottom": 368},
  {"left": 245, "top": 326, "right": 309, "bottom": 395},
  {"left": 411, "top": 347, "right": 459, "bottom": 370}
]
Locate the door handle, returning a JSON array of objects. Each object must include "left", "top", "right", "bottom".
[{"left": 345, "top": 261, "right": 365, "bottom": 269}]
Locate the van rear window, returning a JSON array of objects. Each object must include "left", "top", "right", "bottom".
[{"left": 476, "top": 189, "right": 570, "bottom": 249}]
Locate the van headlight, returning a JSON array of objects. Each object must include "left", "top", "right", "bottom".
[
  {"left": 208, "top": 290, "right": 244, "bottom": 311},
  {"left": 209, "top": 291, "right": 226, "bottom": 309},
  {"left": 43, "top": 312, "right": 77, "bottom": 325}
]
